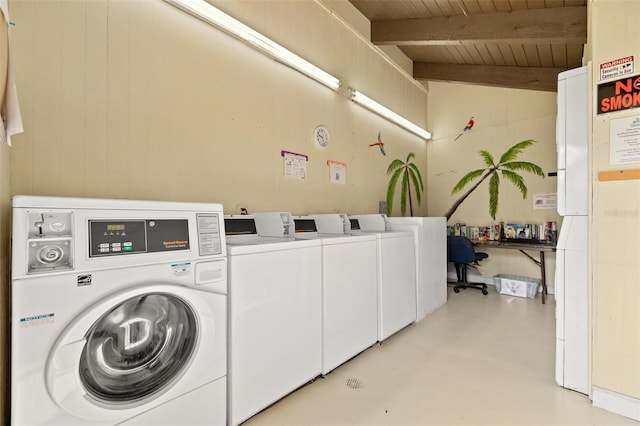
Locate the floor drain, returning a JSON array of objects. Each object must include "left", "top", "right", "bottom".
[{"left": 346, "top": 377, "right": 362, "bottom": 389}]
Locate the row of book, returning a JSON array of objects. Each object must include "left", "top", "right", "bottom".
[{"left": 447, "top": 221, "right": 557, "bottom": 242}]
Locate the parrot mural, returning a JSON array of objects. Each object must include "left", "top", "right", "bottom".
[
  {"left": 368, "top": 131, "right": 386, "bottom": 156},
  {"left": 454, "top": 116, "right": 475, "bottom": 141}
]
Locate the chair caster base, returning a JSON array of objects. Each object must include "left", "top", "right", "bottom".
[{"left": 452, "top": 282, "right": 489, "bottom": 295}]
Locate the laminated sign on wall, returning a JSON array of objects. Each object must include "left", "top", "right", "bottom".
[
  {"left": 281, "top": 150, "right": 307, "bottom": 180},
  {"left": 327, "top": 160, "right": 346, "bottom": 184},
  {"left": 610, "top": 115, "right": 640, "bottom": 165}
]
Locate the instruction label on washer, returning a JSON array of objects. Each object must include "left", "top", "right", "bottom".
[{"left": 197, "top": 213, "right": 222, "bottom": 255}]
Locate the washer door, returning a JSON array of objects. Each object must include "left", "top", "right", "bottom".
[
  {"left": 79, "top": 293, "right": 197, "bottom": 403},
  {"left": 46, "top": 284, "right": 223, "bottom": 422}
]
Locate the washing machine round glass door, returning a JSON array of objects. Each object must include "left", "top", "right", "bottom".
[
  {"left": 47, "top": 288, "right": 204, "bottom": 422},
  {"left": 79, "top": 292, "right": 198, "bottom": 403}
]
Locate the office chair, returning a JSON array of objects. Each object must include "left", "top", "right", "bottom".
[{"left": 447, "top": 235, "right": 489, "bottom": 295}]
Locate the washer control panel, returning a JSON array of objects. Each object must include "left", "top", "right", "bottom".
[{"left": 89, "top": 219, "right": 190, "bottom": 257}]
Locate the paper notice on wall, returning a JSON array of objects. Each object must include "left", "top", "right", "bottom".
[
  {"left": 610, "top": 115, "right": 640, "bottom": 165},
  {"left": 533, "top": 193, "right": 557, "bottom": 209},
  {"left": 281, "top": 150, "right": 308, "bottom": 179},
  {"left": 327, "top": 160, "right": 346, "bottom": 184}
]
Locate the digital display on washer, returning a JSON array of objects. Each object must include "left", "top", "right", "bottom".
[
  {"left": 293, "top": 218, "right": 317, "bottom": 233},
  {"left": 89, "top": 219, "right": 190, "bottom": 257},
  {"left": 224, "top": 218, "right": 257, "bottom": 236},
  {"left": 106, "top": 224, "right": 126, "bottom": 231},
  {"left": 349, "top": 218, "right": 361, "bottom": 230}
]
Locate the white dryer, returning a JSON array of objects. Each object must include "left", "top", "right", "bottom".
[
  {"left": 295, "top": 215, "right": 378, "bottom": 375},
  {"left": 225, "top": 214, "right": 322, "bottom": 426},
  {"left": 349, "top": 214, "right": 416, "bottom": 342},
  {"left": 386, "top": 217, "right": 447, "bottom": 322},
  {"left": 11, "top": 196, "right": 227, "bottom": 426}
]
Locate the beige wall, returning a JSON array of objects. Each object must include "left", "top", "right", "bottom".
[
  {"left": 8, "top": 0, "right": 428, "bottom": 216},
  {"left": 587, "top": 0, "right": 640, "bottom": 401},
  {"left": 427, "top": 82, "right": 561, "bottom": 282}
]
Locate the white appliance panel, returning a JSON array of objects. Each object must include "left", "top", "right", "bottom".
[
  {"left": 121, "top": 378, "right": 226, "bottom": 425},
  {"left": 348, "top": 215, "right": 417, "bottom": 341},
  {"left": 556, "top": 77, "right": 567, "bottom": 173},
  {"left": 292, "top": 215, "right": 378, "bottom": 374},
  {"left": 557, "top": 66, "right": 588, "bottom": 216},
  {"left": 227, "top": 240, "right": 322, "bottom": 426},
  {"left": 555, "top": 249, "right": 565, "bottom": 338},
  {"left": 557, "top": 169, "right": 567, "bottom": 217},
  {"left": 321, "top": 237, "right": 378, "bottom": 373},
  {"left": 377, "top": 232, "right": 417, "bottom": 341},
  {"left": 563, "top": 246, "right": 589, "bottom": 393},
  {"left": 555, "top": 215, "right": 588, "bottom": 395},
  {"left": 386, "top": 217, "right": 447, "bottom": 321}
]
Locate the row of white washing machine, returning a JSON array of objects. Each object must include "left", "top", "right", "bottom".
[
  {"left": 224, "top": 212, "right": 446, "bottom": 425},
  {"left": 10, "top": 196, "right": 446, "bottom": 426}
]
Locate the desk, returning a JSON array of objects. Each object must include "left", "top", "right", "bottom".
[{"left": 473, "top": 240, "right": 556, "bottom": 304}]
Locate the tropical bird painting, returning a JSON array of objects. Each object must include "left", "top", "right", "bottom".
[
  {"left": 369, "top": 132, "right": 386, "bottom": 156},
  {"left": 454, "top": 116, "right": 475, "bottom": 141}
]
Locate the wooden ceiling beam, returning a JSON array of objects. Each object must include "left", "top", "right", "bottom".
[
  {"left": 413, "top": 63, "right": 565, "bottom": 91},
  {"left": 372, "top": 6, "right": 586, "bottom": 46}
]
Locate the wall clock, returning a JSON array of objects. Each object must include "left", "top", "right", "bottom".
[{"left": 313, "top": 125, "right": 330, "bottom": 148}]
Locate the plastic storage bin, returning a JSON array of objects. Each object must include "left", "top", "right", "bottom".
[{"left": 493, "top": 274, "right": 540, "bottom": 298}]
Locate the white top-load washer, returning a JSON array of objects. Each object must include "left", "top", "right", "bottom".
[
  {"left": 224, "top": 213, "right": 322, "bottom": 426},
  {"left": 11, "top": 196, "right": 227, "bottom": 426},
  {"left": 349, "top": 214, "right": 417, "bottom": 342},
  {"left": 293, "top": 215, "right": 377, "bottom": 375},
  {"left": 385, "top": 217, "right": 447, "bottom": 321}
]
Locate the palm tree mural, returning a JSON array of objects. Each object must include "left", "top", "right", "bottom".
[
  {"left": 444, "top": 139, "right": 545, "bottom": 221},
  {"left": 386, "top": 152, "right": 424, "bottom": 216}
]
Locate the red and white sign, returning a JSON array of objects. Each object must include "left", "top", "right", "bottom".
[{"left": 600, "top": 56, "right": 634, "bottom": 81}]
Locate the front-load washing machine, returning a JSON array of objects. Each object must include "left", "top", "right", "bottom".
[
  {"left": 349, "top": 214, "right": 417, "bottom": 342},
  {"left": 224, "top": 213, "right": 322, "bottom": 426},
  {"left": 294, "top": 215, "right": 377, "bottom": 375},
  {"left": 11, "top": 196, "right": 227, "bottom": 426},
  {"left": 385, "top": 217, "right": 447, "bottom": 321}
]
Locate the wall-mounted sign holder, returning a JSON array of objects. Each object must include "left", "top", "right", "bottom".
[{"left": 598, "top": 169, "right": 640, "bottom": 181}]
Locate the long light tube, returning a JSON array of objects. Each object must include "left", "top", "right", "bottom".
[
  {"left": 350, "top": 89, "right": 432, "bottom": 141},
  {"left": 164, "top": 0, "right": 340, "bottom": 91}
]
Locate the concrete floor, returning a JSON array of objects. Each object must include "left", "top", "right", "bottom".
[{"left": 244, "top": 286, "right": 637, "bottom": 425}]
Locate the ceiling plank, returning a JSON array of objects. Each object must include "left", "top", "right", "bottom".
[
  {"left": 536, "top": 44, "right": 554, "bottom": 67},
  {"left": 551, "top": 44, "right": 568, "bottom": 67},
  {"left": 523, "top": 44, "right": 541, "bottom": 66},
  {"left": 371, "top": 6, "right": 586, "bottom": 45},
  {"left": 413, "top": 62, "right": 564, "bottom": 91},
  {"left": 511, "top": 44, "right": 529, "bottom": 66}
]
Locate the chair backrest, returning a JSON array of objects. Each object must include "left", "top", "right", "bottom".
[{"left": 447, "top": 235, "right": 477, "bottom": 264}]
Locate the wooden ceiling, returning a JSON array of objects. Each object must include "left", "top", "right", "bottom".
[{"left": 349, "top": 0, "right": 587, "bottom": 91}]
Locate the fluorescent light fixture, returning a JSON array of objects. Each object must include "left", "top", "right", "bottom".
[
  {"left": 350, "top": 89, "right": 432, "bottom": 141},
  {"left": 164, "top": 0, "right": 340, "bottom": 91}
]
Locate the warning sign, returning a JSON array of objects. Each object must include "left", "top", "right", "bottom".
[
  {"left": 600, "top": 56, "right": 634, "bottom": 81},
  {"left": 597, "top": 75, "right": 640, "bottom": 115}
]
